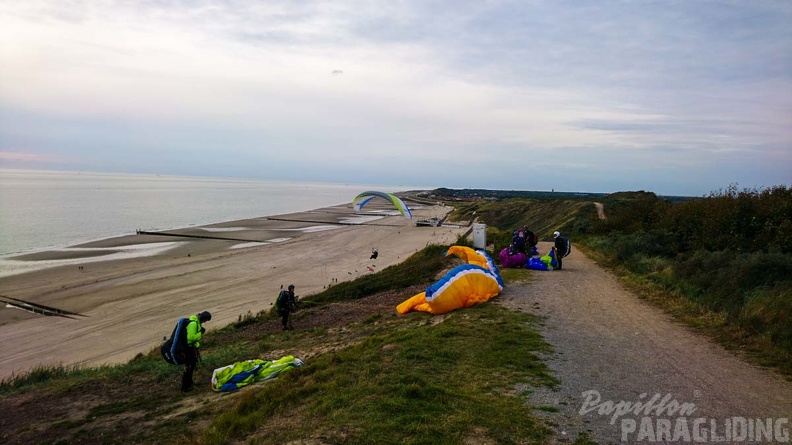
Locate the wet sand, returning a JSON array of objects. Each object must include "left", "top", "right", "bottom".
[{"left": 0, "top": 201, "right": 468, "bottom": 380}]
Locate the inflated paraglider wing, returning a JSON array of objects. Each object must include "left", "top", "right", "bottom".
[
  {"left": 396, "top": 264, "right": 502, "bottom": 315},
  {"left": 446, "top": 245, "right": 488, "bottom": 268},
  {"left": 445, "top": 246, "right": 504, "bottom": 286},
  {"left": 352, "top": 191, "right": 413, "bottom": 219},
  {"left": 396, "top": 292, "right": 432, "bottom": 314}
]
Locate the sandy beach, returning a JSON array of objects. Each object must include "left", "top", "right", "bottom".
[{"left": 0, "top": 201, "right": 468, "bottom": 380}]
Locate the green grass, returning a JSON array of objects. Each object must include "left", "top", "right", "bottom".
[
  {"left": 200, "top": 303, "right": 557, "bottom": 445},
  {"left": 499, "top": 267, "right": 536, "bottom": 285},
  {"left": 306, "top": 244, "right": 450, "bottom": 305},
  {"left": 1, "top": 243, "right": 560, "bottom": 444}
]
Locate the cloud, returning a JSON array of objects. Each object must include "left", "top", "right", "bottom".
[
  {"left": 0, "top": 0, "right": 790, "bottom": 196},
  {"left": 0, "top": 151, "right": 59, "bottom": 162}
]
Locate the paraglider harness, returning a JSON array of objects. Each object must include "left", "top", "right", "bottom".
[
  {"left": 161, "top": 317, "right": 200, "bottom": 365},
  {"left": 554, "top": 236, "right": 572, "bottom": 258},
  {"left": 276, "top": 290, "right": 297, "bottom": 316}
]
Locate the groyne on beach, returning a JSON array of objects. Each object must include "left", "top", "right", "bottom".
[{"left": 0, "top": 202, "right": 468, "bottom": 379}]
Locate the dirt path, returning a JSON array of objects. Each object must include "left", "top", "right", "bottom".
[
  {"left": 500, "top": 242, "right": 792, "bottom": 444},
  {"left": 594, "top": 202, "right": 606, "bottom": 220}
]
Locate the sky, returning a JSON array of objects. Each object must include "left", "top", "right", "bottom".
[{"left": 0, "top": 1, "right": 790, "bottom": 196}]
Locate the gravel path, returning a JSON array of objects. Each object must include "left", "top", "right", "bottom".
[{"left": 499, "top": 242, "right": 792, "bottom": 444}]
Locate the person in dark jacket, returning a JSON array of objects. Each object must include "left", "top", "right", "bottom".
[
  {"left": 553, "top": 231, "right": 571, "bottom": 270},
  {"left": 277, "top": 285, "right": 297, "bottom": 330},
  {"left": 523, "top": 226, "right": 538, "bottom": 255},
  {"left": 510, "top": 230, "right": 526, "bottom": 254},
  {"left": 182, "top": 310, "right": 211, "bottom": 392}
]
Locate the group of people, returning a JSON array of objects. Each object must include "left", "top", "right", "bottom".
[
  {"left": 502, "top": 227, "right": 571, "bottom": 271},
  {"left": 525, "top": 230, "right": 571, "bottom": 270},
  {"left": 162, "top": 284, "right": 300, "bottom": 393},
  {"left": 509, "top": 226, "right": 539, "bottom": 256}
]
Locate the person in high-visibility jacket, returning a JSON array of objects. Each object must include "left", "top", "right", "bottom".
[{"left": 182, "top": 311, "right": 211, "bottom": 392}]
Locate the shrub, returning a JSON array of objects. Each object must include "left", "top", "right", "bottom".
[
  {"left": 741, "top": 283, "right": 792, "bottom": 351},
  {"left": 667, "top": 249, "right": 792, "bottom": 319},
  {"left": 608, "top": 230, "right": 679, "bottom": 262}
]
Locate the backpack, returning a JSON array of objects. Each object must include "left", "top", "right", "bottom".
[
  {"left": 525, "top": 231, "right": 538, "bottom": 247},
  {"left": 555, "top": 237, "right": 571, "bottom": 258},
  {"left": 161, "top": 317, "right": 191, "bottom": 365},
  {"left": 276, "top": 290, "right": 291, "bottom": 314}
]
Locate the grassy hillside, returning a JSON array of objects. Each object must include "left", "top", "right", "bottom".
[
  {"left": 1, "top": 245, "right": 577, "bottom": 445},
  {"left": 5, "top": 186, "right": 786, "bottom": 443},
  {"left": 462, "top": 186, "right": 792, "bottom": 377},
  {"left": 447, "top": 198, "right": 596, "bottom": 253}
]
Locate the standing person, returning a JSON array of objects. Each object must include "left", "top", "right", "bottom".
[
  {"left": 161, "top": 310, "right": 211, "bottom": 392},
  {"left": 277, "top": 284, "right": 297, "bottom": 330},
  {"left": 182, "top": 311, "right": 210, "bottom": 392},
  {"left": 553, "top": 231, "right": 571, "bottom": 270},
  {"left": 523, "top": 226, "right": 538, "bottom": 255}
]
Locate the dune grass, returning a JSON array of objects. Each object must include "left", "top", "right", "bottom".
[
  {"left": 1, "top": 243, "right": 561, "bottom": 445},
  {"left": 200, "top": 303, "right": 557, "bottom": 445}
]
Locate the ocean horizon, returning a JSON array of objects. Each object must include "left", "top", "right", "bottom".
[{"left": 0, "top": 168, "right": 430, "bottom": 258}]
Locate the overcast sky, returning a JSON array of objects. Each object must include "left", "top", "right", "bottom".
[{"left": 1, "top": 1, "right": 790, "bottom": 196}]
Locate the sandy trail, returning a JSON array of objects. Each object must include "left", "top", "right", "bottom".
[
  {"left": 500, "top": 242, "right": 792, "bottom": 444},
  {"left": 0, "top": 203, "right": 467, "bottom": 379}
]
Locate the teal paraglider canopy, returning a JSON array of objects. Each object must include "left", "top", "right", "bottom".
[{"left": 352, "top": 191, "right": 413, "bottom": 219}]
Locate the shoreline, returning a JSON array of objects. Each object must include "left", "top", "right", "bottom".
[{"left": 0, "top": 201, "right": 467, "bottom": 380}]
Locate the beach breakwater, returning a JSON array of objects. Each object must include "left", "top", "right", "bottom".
[{"left": 0, "top": 203, "right": 467, "bottom": 379}]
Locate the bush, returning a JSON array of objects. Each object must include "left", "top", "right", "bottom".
[
  {"left": 607, "top": 230, "right": 679, "bottom": 262},
  {"left": 666, "top": 184, "right": 792, "bottom": 253},
  {"left": 741, "top": 283, "right": 792, "bottom": 351},
  {"left": 675, "top": 250, "right": 792, "bottom": 312}
]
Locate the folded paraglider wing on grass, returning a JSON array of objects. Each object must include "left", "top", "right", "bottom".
[{"left": 211, "top": 356, "right": 304, "bottom": 392}]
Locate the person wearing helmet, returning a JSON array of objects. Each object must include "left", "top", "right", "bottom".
[
  {"left": 182, "top": 310, "right": 211, "bottom": 392},
  {"left": 276, "top": 285, "right": 297, "bottom": 330},
  {"left": 553, "top": 231, "right": 571, "bottom": 270}
]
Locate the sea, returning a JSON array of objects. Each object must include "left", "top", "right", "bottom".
[{"left": 0, "top": 169, "right": 428, "bottom": 276}]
